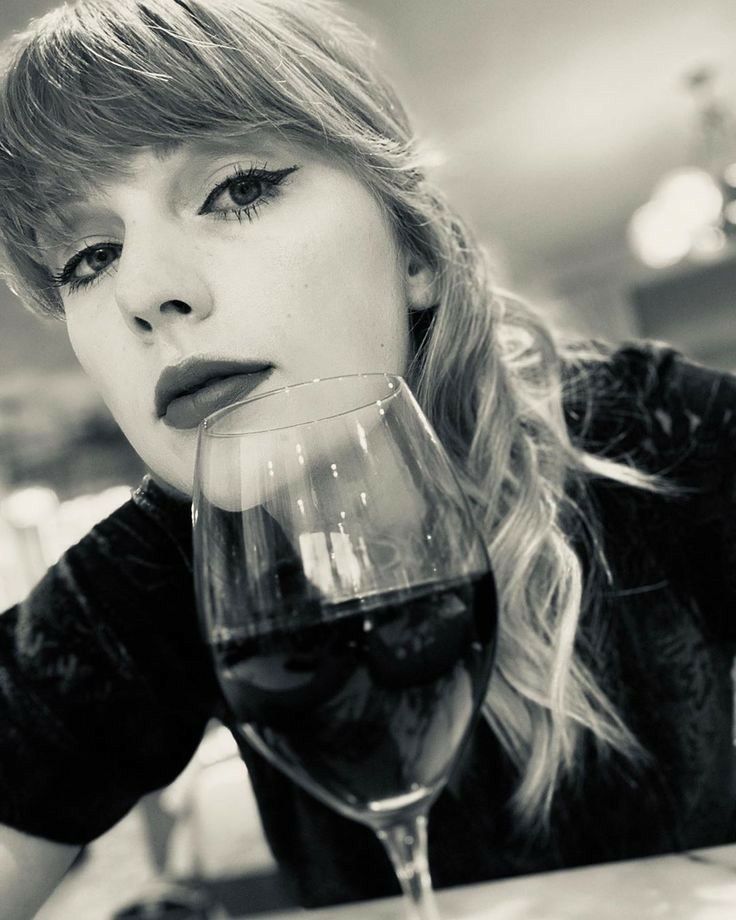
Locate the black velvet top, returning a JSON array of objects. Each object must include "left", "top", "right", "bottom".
[{"left": 1, "top": 342, "right": 735, "bottom": 908}]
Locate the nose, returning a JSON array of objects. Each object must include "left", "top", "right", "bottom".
[{"left": 113, "top": 227, "right": 214, "bottom": 336}]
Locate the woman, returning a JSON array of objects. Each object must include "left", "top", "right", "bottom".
[{"left": 0, "top": 0, "right": 734, "bottom": 915}]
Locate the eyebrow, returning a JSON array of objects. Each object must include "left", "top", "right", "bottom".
[{"left": 156, "top": 134, "right": 282, "bottom": 162}]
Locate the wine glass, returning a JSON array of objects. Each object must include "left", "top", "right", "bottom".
[{"left": 193, "top": 373, "right": 497, "bottom": 920}]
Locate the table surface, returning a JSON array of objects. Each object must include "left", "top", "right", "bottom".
[{"left": 244, "top": 844, "right": 736, "bottom": 920}]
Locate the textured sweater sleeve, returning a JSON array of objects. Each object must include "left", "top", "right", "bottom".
[
  {"left": 0, "top": 477, "right": 219, "bottom": 844},
  {"left": 651, "top": 350, "right": 736, "bottom": 643},
  {"left": 580, "top": 343, "right": 736, "bottom": 641}
]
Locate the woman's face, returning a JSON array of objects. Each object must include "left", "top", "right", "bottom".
[{"left": 41, "top": 133, "right": 418, "bottom": 494}]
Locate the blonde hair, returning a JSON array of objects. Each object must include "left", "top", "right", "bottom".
[{"left": 0, "top": 0, "right": 655, "bottom": 830}]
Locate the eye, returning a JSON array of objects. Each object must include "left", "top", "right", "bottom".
[
  {"left": 212, "top": 176, "right": 263, "bottom": 210},
  {"left": 78, "top": 245, "right": 118, "bottom": 276},
  {"left": 198, "top": 165, "right": 299, "bottom": 221},
  {"left": 49, "top": 242, "right": 122, "bottom": 294}
]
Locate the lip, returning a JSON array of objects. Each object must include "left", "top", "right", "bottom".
[{"left": 156, "top": 359, "right": 274, "bottom": 430}]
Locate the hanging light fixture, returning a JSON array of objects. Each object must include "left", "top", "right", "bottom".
[{"left": 628, "top": 66, "right": 735, "bottom": 269}]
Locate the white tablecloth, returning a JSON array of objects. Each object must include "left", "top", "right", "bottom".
[{"left": 242, "top": 844, "right": 736, "bottom": 920}]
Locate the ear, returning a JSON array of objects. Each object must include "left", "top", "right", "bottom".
[{"left": 405, "top": 254, "right": 438, "bottom": 312}]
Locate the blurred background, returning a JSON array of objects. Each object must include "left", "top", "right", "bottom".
[{"left": 1, "top": 0, "right": 735, "bottom": 916}]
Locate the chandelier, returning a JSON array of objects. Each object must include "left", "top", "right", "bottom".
[{"left": 627, "top": 67, "right": 736, "bottom": 269}]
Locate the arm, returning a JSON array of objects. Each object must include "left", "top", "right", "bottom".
[
  {"left": 0, "top": 824, "right": 79, "bottom": 920},
  {"left": 0, "top": 477, "right": 219, "bottom": 845}
]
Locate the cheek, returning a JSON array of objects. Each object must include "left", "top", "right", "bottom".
[
  {"left": 65, "top": 307, "right": 119, "bottom": 387},
  {"left": 64, "top": 311, "right": 99, "bottom": 378},
  {"left": 223, "top": 179, "right": 409, "bottom": 367},
  {"left": 65, "top": 310, "right": 146, "bottom": 429}
]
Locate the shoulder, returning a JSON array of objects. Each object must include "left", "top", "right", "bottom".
[
  {"left": 593, "top": 340, "right": 733, "bottom": 420},
  {"left": 563, "top": 339, "right": 735, "bottom": 487}
]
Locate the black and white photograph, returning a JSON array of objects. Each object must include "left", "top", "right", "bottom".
[{"left": 1, "top": 2, "right": 735, "bottom": 918}]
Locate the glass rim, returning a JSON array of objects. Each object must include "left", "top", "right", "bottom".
[{"left": 200, "top": 371, "right": 405, "bottom": 437}]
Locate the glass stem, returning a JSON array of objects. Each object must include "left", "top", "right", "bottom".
[{"left": 376, "top": 814, "right": 441, "bottom": 920}]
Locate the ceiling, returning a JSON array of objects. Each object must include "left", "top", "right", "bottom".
[
  {"left": 1, "top": 0, "right": 735, "bottom": 293},
  {"left": 344, "top": 0, "right": 736, "bottom": 286}
]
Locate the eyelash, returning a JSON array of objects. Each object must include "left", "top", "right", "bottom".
[{"left": 48, "top": 163, "right": 299, "bottom": 295}]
